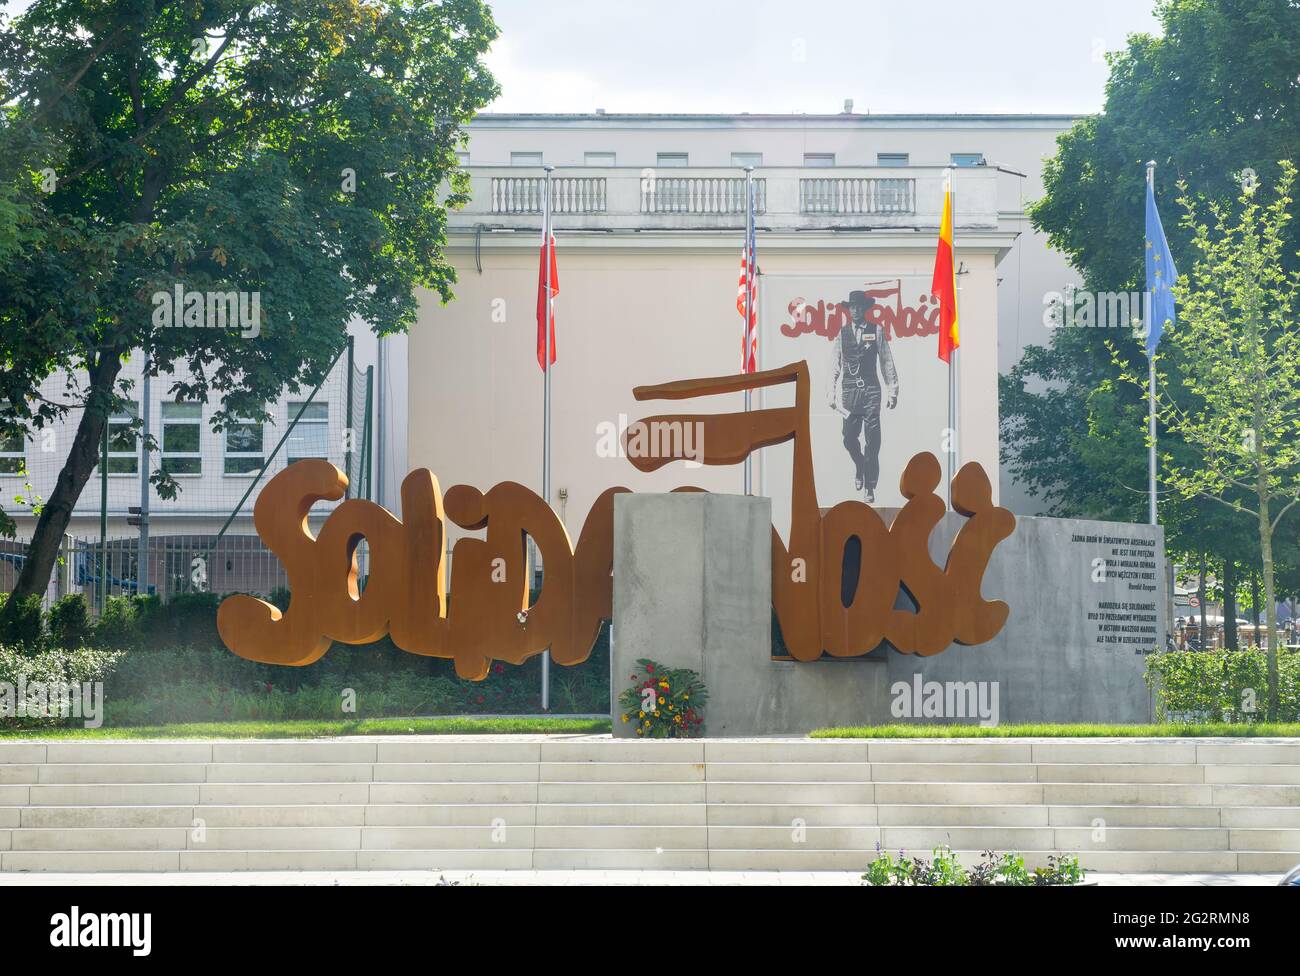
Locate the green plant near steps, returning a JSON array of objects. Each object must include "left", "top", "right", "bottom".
[
  {"left": 618, "top": 659, "right": 707, "bottom": 738},
  {"left": 863, "top": 846, "right": 1086, "bottom": 886},
  {"left": 1146, "top": 648, "right": 1300, "bottom": 723}
]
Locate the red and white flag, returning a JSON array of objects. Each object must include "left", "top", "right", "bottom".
[
  {"left": 536, "top": 232, "right": 558, "bottom": 370},
  {"left": 736, "top": 227, "right": 758, "bottom": 373}
]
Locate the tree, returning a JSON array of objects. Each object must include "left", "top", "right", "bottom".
[
  {"left": 1030, "top": 0, "right": 1300, "bottom": 291},
  {"left": 0, "top": 1, "right": 498, "bottom": 611},
  {"left": 1120, "top": 163, "right": 1300, "bottom": 719},
  {"left": 1004, "top": 0, "right": 1300, "bottom": 632}
]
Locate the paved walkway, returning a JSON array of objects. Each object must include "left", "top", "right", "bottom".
[{"left": 0, "top": 870, "right": 1282, "bottom": 886}]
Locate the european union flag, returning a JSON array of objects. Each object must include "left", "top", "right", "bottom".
[{"left": 1145, "top": 177, "right": 1178, "bottom": 357}]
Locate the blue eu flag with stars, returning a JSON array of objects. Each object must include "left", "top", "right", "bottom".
[{"left": 1145, "top": 177, "right": 1178, "bottom": 357}]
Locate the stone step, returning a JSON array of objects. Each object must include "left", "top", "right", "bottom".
[
  {"left": 9, "top": 738, "right": 1300, "bottom": 767},
  {"left": 5, "top": 845, "right": 1293, "bottom": 874},
  {"left": 1045, "top": 805, "right": 1222, "bottom": 827}
]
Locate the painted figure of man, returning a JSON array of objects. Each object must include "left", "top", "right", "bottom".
[{"left": 828, "top": 290, "right": 899, "bottom": 502}]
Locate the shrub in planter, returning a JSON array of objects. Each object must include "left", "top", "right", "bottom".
[
  {"left": 618, "top": 658, "right": 707, "bottom": 738},
  {"left": 47, "top": 594, "right": 92, "bottom": 648},
  {"left": 863, "top": 846, "right": 1086, "bottom": 886}
]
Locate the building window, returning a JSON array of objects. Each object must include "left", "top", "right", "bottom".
[
  {"left": 510, "top": 151, "right": 543, "bottom": 166},
  {"left": 584, "top": 151, "right": 616, "bottom": 166},
  {"left": 161, "top": 402, "right": 202, "bottom": 475},
  {"left": 0, "top": 404, "right": 23, "bottom": 475},
  {"left": 951, "top": 153, "right": 985, "bottom": 167},
  {"left": 877, "top": 153, "right": 909, "bottom": 166},
  {"left": 803, "top": 153, "right": 836, "bottom": 167},
  {"left": 287, "top": 402, "right": 329, "bottom": 464},
  {"left": 106, "top": 402, "right": 138, "bottom": 475},
  {"left": 655, "top": 153, "right": 689, "bottom": 167},
  {"left": 224, "top": 416, "right": 264, "bottom": 475},
  {"left": 731, "top": 152, "right": 763, "bottom": 168}
]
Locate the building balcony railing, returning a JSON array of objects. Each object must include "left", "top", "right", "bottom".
[{"left": 458, "top": 166, "right": 997, "bottom": 232}]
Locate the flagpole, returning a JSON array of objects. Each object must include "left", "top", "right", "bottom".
[
  {"left": 541, "top": 164, "right": 554, "bottom": 711},
  {"left": 1146, "top": 160, "right": 1158, "bottom": 528},
  {"left": 743, "top": 166, "right": 754, "bottom": 496}
]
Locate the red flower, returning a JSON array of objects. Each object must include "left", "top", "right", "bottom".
[
  {"left": 493, "top": 664, "right": 505, "bottom": 675},
  {"left": 645, "top": 664, "right": 655, "bottom": 673},
  {"left": 264, "top": 682, "right": 273, "bottom": 693}
]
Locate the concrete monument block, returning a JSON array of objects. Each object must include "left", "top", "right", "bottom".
[{"left": 613, "top": 493, "right": 889, "bottom": 736}]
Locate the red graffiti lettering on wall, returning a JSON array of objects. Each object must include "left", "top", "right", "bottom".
[{"left": 781, "top": 280, "right": 941, "bottom": 341}]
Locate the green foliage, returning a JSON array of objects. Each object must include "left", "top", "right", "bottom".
[
  {"left": 1029, "top": 0, "right": 1300, "bottom": 290},
  {"left": 93, "top": 594, "right": 139, "bottom": 648},
  {"left": 0, "top": 716, "right": 612, "bottom": 739},
  {"left": 46, "top": 593, "right": 90, "bottom": 647},
  {"left": 0, "top": 643, "right": 124, "bottom": 727},
  {"left": 1146, "top": 648, "right": 1300, "bottom": 722},
  {"left": 1003, "top": 0, "right": 1300, "bottom": 605},
  {"left": 862, "top": 846, "right": 1086, "bottom": 886},
  {"left": 617, "top": 659, "right": 707, "bottom": 738},
  {"left": 0, "top": 591, "right": 44, "bottom": 648},
  {"left": 0, "top": 0, "right": 500, "bottom": 595}
]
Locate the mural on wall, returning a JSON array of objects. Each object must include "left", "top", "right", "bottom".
[
  {"left": 217, "top": 361, "right": 1015, "bottom": 679},
  {"left": 758, "top": 276, "right": 952, "bottom": 527}
]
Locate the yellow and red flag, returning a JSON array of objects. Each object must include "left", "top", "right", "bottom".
[
  {"left": 932, "top": 181, "right": 959, "bottom": 363},
  {"left": 536, "top": 232, "right": 558, "bottom": 370}
]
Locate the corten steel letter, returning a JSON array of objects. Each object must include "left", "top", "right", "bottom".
[
  {"left": 218, "top": 359, "right": 1014, "bottom": 677},
  {"left": 217, "top": 458, "right": 627, "bottom": 679},
  {"left": 624, "top": 360, "right": 1015, "bottom": 660}
]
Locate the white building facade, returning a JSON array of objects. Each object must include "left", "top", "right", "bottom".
[{"left": 404, "top": 112, "right": 1079, "bottom": 547}]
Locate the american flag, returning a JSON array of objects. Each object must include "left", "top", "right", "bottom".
[{"left": 736, "top": 190, "right": 758, "bottom": 373}]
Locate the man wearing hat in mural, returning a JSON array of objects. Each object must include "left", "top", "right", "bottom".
[{"left": 828, "top": 289, "right": 899, "bottom": 503}]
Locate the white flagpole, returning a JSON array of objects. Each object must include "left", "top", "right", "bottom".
[
  {"left": 541, "top": 164, "right": 554, "bottom": 711},
  {"left": 1146, "top": 160, "right": 1158, "bottom": 528},
  {"left": 743, "top": 165, "right": 754, "bottom": 496}
]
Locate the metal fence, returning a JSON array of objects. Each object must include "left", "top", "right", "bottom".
[{"left": 1, "top": 533, "right": 327, "bottom": 612}]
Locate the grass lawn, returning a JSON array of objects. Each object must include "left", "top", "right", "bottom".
[
  {"left": 812, "top": 722, "right": 1300, "bottom": 738},
  {"left": 0, "top": 716, "right": 612, "bottom": 740}
]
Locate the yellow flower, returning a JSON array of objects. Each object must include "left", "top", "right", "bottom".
[
  {"left": 658, "top": 696, "right": 665, "bottom": 705},
  {"left": 653, "top": 711, "right": 660, "bottom": 717},
  {"left": 621, "top": 714, "right": 629, "bottom": 723},
  {"left": 639, "top": 711, "right": 645, "bottom": 718},
  {"left": 684, "top": 694, "right": 690, "bottom": 700}
]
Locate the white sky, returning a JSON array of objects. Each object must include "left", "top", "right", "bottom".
[
  {"left": 484, "top": 0, "right": 1163, "bottom": 115},
  {"left": 1, "top": 0, "right": 1164, "bottom": 115}
]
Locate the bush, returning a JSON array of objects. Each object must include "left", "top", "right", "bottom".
[
  {"left": 93, "top": 594, "right": 140, "bottom": 649},
  {"left": 0, "top": 644, "right": 125, "bottom": 727},
  {"left": 0, "top": 592, "right": 45, "bottom": 649},
  {"left": 47, "top": 594, "right": 92, "bottom": 647},
  {"left": 1146, "top": 648, "right": 1300, "bottom": 722},
  {"left": 862, "top": 846, "right": 1085, "bottom": 886}
]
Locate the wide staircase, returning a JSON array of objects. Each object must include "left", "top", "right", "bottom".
[{"left": 1, "top": 737, "right": 1298, "bottom": 873}]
